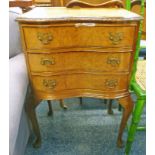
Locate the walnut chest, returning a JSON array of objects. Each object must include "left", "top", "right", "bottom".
[{"left": 17, "top": 7, "right": 142, "bottom": 148}]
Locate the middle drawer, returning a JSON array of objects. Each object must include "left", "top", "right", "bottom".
[{"left": 28, "top": 52, "right": 131, "bottom": 73}]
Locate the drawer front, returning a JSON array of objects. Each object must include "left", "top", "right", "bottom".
[
  {"left": 32, "top": 75, "right": 66, "bottom": 92},
  {"left": 28, "top": 52, "right": 131, "bottom": 73},
  {"left": 32, "top": 74, "right": 128, "bottom": 93},
  {"left": 23, "top": 25, "right": 135, "bottom": 50}
]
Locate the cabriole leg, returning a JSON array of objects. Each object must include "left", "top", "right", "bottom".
[
  {"left": 117, "top": 95, "right": 134, "bottom": 148},
  {"left": 59, "top": 99, "right": 67, "bottom": 109},
  {"left": 79, "top": 97, "right": 83, "bottom": 105},
  {"left": 108, "top": 99, "right": 113, "bottom": 115},
  {"left": 118, "top": 104, "right": 122, "bottom": 111},
  {"left": 47, "top": 100, "right": 53, "bottom": 116},
  {"left": 104, "top": 99, "right": 108, "bottom": 105},
  {"left": 25, "top": 94, "right": 41, "bottom": 148}
]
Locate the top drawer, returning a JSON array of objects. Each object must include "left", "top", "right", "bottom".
[{"left": 23, "top": 24, "right": 136, "bottom": 51}]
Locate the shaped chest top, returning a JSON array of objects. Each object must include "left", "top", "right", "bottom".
[{"left": 16, "top": 7, "right": 142, "bottom": 23}]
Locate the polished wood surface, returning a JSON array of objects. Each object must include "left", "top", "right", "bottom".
[
  {"left": 35, "top": 0, "right": 51, "bottom": 3},
  {"left": 66, "top": 0, "right": 124, "bottom": 8},
  {"left": 9, "top": 0, "right": 34, "bottom": 13},
  {"left": 32, "top": 73, "right": 129, "bottom": 92},
  {"left": 23, "top": 24, "right": 135, "bottom": 50},
  {"left": 50, "top": 0, "right": 126, "bottom": 7},
  {"left": 28, "top": 52, "right": 131, "bottom": 72},
  {"left": 9, "top": 0, "right": 33, "bottom": 7},
  {"left": 24, "top": 23, "right": 135, "bottom": 49},
  {"left": 34, "top": 0, "right": 51, "bottom": 6},
  {"left": 17, "top": 7, "right": 141, "bottom": 148},
  {"left": 34, "top": 0, "right": 125, "bottom": 7}
]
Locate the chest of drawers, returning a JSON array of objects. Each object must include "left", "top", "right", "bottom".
[{"left": 17, "top": 7, "right": 141, "bottom": 148}]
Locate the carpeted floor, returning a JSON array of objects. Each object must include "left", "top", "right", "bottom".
[{"left": 25, "top": 94, "right": 146, "bottom": 155}]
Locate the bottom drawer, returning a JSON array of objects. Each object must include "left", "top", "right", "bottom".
[{"left": 32, "top": 73, "right": 129, "bottom": 93}]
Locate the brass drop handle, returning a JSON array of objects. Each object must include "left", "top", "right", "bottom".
[
  {"left": 109, "top": 32, "right": 123, "bottom": 45},
  {"left": 43, "top": 79, "right": 57, "bottom": 90},
  {"left": 107, "top": 57, "right": 120, "bottom": 67},
  {"left": 40, "top": 58, "right": 55, "bottom": 66},
  {"left": 37, "top": 32, "right": 53, "bottom": 45},
  {"left": 105, "top": 79, "right": 118, "bottom": 89}
]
